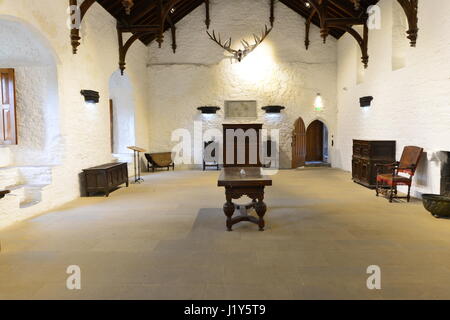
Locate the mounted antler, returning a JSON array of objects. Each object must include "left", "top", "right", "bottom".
[{"left": 207, "top": 25, "right": 273, "bottom": 62}]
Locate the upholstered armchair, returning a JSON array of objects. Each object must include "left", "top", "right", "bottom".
[{"left": 375, "top": 146, "right": 423, "bottom": 202}]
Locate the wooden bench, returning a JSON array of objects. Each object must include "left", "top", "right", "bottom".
[
  {"left": 83, "top": 162, "right": 128, "bottom": 197},
  {"left": 145, "top": 152, "right": 175, "bottom": 172}
]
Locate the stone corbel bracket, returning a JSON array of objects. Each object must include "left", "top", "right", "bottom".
[
  {"left": 397, "top": 0, "right": 419, "bottom": 47},
  {"left": 69, "top": 0, "right": 96, "bottom": 54}
]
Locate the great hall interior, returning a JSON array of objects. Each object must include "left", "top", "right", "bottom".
[{"left": 0, "top": 0, "right": 449, "bottom": 300}]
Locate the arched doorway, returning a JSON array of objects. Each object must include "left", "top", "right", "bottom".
[
  {"left": 291, "top": 117, "right": 306, "bottom": 168},
  {"left": 306, "top": 120, "right": 329, "bottom": 164}
]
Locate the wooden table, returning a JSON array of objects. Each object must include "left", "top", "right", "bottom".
[{"left": 218, "top": 167, "right": 272, "bottom": 231}]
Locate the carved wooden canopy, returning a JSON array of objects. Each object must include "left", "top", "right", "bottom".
[{"left": 69, "top": 0, "right": 418, "bottom": 74}]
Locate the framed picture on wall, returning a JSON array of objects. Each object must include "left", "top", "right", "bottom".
[{"left": 224, "top": 100, "right": 257, "bottom": 119}]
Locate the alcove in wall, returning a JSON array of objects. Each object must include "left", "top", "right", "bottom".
[
  {"left": 108, "top": 70, "right": 136, "bottom": 155},
  {"left": 0, "top": 16, "right": 62, "bottom": 167},
  {"left": 392, "top": 1, "right": 408, "bottom": 71}
]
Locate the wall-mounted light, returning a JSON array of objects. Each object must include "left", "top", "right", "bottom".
[
  {"left": 360, "top": 96, "right": 373, "bottom": 108},
  {"left": 197, "top": 106, "right": 220, "bottom": 114},
  {"left": 80, "top": 90, "right": 100, "bottom": 103},
  {"left": 314, "top": 93, "right": 323, "bottom": 111},
  {"left": 262, "top": 105, "right": 285, "bottom": 113}
]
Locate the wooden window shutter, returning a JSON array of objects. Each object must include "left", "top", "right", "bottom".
[{"left": 0, "top": 69, "right": 18, "bottom": 145}]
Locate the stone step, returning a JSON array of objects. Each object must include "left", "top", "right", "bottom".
[
  {"left": 6, "top": 183, "right": 48, "bottom": 209},
  {"left": 304, "top": 161, "right": 332, "bottom": 168},
  {"left": 17, "top": 166, "right": 53, "bottom": 185},
  {"left": 0, "top": 147, "right": 13, "bottom": 167},
  {"left": 19, "top": 199, "right": 41, "bottom": 209},
  {"left": 0, "top": 167, "right": 22, "bottom": 189},
  {"left": 0, "top": 192, "right": 21, "bottom": 216}
]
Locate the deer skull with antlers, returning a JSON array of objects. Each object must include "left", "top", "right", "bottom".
[{"left": 206, "top": 25, "right": 273, "bottom": 62}]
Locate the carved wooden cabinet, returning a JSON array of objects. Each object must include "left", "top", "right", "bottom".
[
  {"left": 352, "top": 140, "right": 396, "bottom": 189},
  {"left": 83, "top": 162, "right": 128, "bottom": 197}
]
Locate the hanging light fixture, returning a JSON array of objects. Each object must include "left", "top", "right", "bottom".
[{"left": 314, "top": 93, "right": 323, "bottom": 111}]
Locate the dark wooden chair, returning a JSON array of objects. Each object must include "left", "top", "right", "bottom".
[
  {"left": 203, "top": 141, "right": 219, "bottom": 171},
  {"left": 145, "top": 152, "right": 175, "bottom": 172},
  {"left": 375, "top": 146, "right": 423, "bottom": 202}
]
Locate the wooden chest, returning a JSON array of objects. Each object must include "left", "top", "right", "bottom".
[
  {"left": 352, "top": 140, "right": 396, "bottom": 189},
  {"left": 83, "top": 162, "right": 129, "bottom": 197}
]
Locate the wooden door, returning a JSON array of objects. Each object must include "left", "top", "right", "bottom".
[
  {"left": 291, "top": 117, "right": 306, "bottom": 168},
  {"left": 306, "top": 120, "right": 324, "bottom": 162},
  {"left": 0, "top": 69, "right": 17, "bottom": 145},
  {"left": 109, "top": 99, "right": 114, "bottom": 153}
]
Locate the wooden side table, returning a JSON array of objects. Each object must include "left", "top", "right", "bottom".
[{"left": 218, "top": 167, "right": 272, "bottom": 231}]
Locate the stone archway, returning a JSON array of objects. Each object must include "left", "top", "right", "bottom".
[
  {"left": 306, "top": 119, "right": 329, "bottom": 164},
  {"left": 0, "top": 16, "right": 61, "bottom": 212}
]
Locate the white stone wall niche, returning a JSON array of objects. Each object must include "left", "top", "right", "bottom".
[
  {"left": 109, "top": 70, "right": 136, "bottom": 155},
  {"left": 0, "top": 17, "right": 62, "bottom": 167},
  {"left": 391, "top": 0, "right": 408, "bottom": 71}
]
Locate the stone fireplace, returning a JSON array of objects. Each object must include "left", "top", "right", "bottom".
[{"left": 441, "top": 152, "right": 450, "bottom": 196}]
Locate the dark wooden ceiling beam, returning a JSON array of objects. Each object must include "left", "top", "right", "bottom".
[
  {"left": 397, "top": 0, "right": 419, "bottom": 47},
  {"left": 75, "top": 0, "right": 419, "bottom": 74}
]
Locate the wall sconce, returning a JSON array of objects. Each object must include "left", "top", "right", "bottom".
[
  {"left": 80, "top": 90, "right": 100, "bottom": 103},
  {"left": 262, "top": 105, "right": 285, "bottom": 113},
  {"left": 314, "top": 93, "right": 323, "bottom": 111},
  {"left": 197, "top": 106, "right": 220, "bottom": 114},
  {"left": 360, "top": 96, "right": 373, "bottom": 107}
]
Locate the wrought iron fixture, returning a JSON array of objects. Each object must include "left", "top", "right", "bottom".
[
  {"left": 81, "top": 90, "right": 100, "bottom": 103},
  {"left": 206, "top": 25, "right": 273, "bottom": 62},
  {"left": 262, "top": 105, "right": 285, "bottom": 113},
  {"left": 197, "top": 106, "right": 221, "bottom": 114},
  {"left": 360, "top": 96, "right": 374, "bottom": 107}
]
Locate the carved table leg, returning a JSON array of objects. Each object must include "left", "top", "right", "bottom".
[
  {"left": 255, "top": 195, "right": 267, "bottom": 231},
  {"left": 223, "top": 190, "right": 235, "bottom": 231}
]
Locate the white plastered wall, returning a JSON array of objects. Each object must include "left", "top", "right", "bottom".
[
  {"left": 0, "top": 0, "right": 150, "bottom": 228},
  {"left": 147, "top": 0, "right": 338, "bottom": 169},
  {"left": 335, "top": 0, "right": 450, "bottom": 196}
]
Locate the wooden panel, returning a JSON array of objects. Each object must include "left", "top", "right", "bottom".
[
  {"left": 306, "top": 120, "right": 324, "bottom": 162},
  {"left": 223, "top": 124, "right": 262, "bottom": 167},
  {"left": 109, "top": 99, "right": 114, "bottom": 153},
  {"left": 291, "top": 117, "right": 306, "bottom": 168},
  {"left": 0, "top": 69, "right": 17, "bottom": 145}
]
